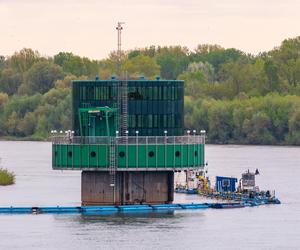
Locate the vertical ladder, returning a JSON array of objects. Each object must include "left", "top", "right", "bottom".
[
  {"left": 109, "top": 137, "right": 117, "bottom": 188},
  {"left": 120, "top": 76, "right": 128, "bottom": 141},
  {"left": 116, "top": 79, "right": 122, "bottom": 133}
]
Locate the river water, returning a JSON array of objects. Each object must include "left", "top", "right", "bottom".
[{"left": 0, "top": 141, "right": 299, "bottom": 250}]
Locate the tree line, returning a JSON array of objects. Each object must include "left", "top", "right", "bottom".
[{"left": 0, "top": 36, "right": 300, "bottom": 144}]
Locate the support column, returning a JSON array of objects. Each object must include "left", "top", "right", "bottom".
[{"left": 81, "top": 171, "right": 174, "bottom": 205}]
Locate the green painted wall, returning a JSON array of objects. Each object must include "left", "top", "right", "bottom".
[{"left": 52, "top": 143, "right": 204, "bottom": 170}]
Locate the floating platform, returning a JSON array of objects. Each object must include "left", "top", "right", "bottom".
[
  {"left": 0, "top": 203, "right": 209, "bottom": 214},
  {"left": 0, "top": 200, "right": 280, "bottom": 215}
]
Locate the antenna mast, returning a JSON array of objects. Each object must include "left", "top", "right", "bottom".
[
  {"left": 116, "top": 22, "right": 125, "bottom": 70},
  {"left": 115, "top": 22, "right": 128, "bottom": 139}
]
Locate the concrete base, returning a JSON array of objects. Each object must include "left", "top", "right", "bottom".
[{"left": 81, "top": 171, "right": 174, "bottom": 205}]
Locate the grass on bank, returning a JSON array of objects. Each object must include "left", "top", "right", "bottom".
[{"left": 0, "top": 168, "right": 15, "bottom": 186}]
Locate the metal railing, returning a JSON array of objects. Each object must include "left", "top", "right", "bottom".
[{"left": 51, "top": 135, "right": 205, "bottom": 145}]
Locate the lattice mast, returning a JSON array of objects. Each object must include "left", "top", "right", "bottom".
[
  {"left": 116, "top": 22, "right": 124, "bottom": 73},
  {"left": 115, "top": 22, "right": 128, "bottom": 137}
]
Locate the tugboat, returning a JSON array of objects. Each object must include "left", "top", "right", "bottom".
[
  {"left": 238, "top": 169, "right": 257, "bottom": 192},
  {"left": 237, "top": 169, "right": 280, "bottom": 205}
]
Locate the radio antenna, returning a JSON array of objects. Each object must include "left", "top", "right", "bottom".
[{"left": 116, "top": 22, "right": 125, "bottom": 69}]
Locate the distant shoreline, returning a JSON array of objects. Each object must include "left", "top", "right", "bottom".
[
  {"left": 0, "top": 136, "right": 48, "bottom": 142},
  {"left": 0, "top": 137, "right": 298, "bottom": 147}
]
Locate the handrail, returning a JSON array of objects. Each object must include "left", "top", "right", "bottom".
[{"left": 51, "top": 135, "right": 205, "bottom": 145}]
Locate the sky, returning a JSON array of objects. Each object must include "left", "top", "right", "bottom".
[{"left": 0, "top": 0, "right": 299, "bottom": 59}]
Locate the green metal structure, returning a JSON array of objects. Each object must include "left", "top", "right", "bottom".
[
  {"left": 72, "top": 78, "right": 184, "bottom": 136},
  {"left": 78, "top": 107, "right": 117, "bottom": 137},
  {"left": 52, "top": 77, "right": 205, "bottom": 171},
  {"left": 51, "top": 77, "right": 205, "bottom": 205}
]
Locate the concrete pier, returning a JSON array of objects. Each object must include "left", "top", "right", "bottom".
[{"left": 81, "top": 171, "right": 174, "bottom": 205}]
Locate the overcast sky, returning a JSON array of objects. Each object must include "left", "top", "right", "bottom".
[{"left": 1, "top": 0, "right": 299, "bottom": 59}]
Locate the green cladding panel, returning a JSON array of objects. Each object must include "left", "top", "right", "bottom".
[{"left": 52, "top": 143, "right": 204, "bottom": 170}]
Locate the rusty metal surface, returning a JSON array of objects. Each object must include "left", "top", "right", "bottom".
[{"left": 81, "top": 171, "right": 174, "bottom": 205}]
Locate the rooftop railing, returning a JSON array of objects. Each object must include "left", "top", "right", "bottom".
[{"left": 51, "top": 135, "right": 205, "bottom": 145}]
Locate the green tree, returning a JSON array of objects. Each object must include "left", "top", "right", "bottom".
[
  {"left": 219, "top": 60, "right": 257, "bottom": 97},
  {"left": 208, "top": 102, "right": 233, "bottom": 143},
  {"left": 190, "top": 46, "right": 248, "bottom": 76},
  {"left": 264, "top": 59, "right": 279, "bottom": 92},
  {"left": 0, "top": 69, "right": 22, "bottom": 95},
  {"left": 54, "top": 52, "right": 99, "bottom": 77},
  {"left": 0, "top": 92, "right": 9, "bottom": 109},
  {"left": 54, "top": 75, "right": 76, "bottom": 89},
  {"left": 17, "top": 112, "right": 37, "bottom": 136},
  {"left": 0, "top": 56, "right": 5, "bottom": 70},
  {"left": 242, "top": 112, "right": 275, "bottom": 144},
  {"left": 34, "top": 115, "right": 48, "bottom": 138},
  {"left": 232, "top": 106, "right": 251, "bottom": 141},
  {"left": 155, "top": 46, "right": 189, "bottom": 79},
  {"left": 187, "top": 61, "right": 215, "bottom": 83},
  {"left": 98, "top": 50, "right": 127, "bottom": 78},
  {"left": 9, "top": 48, "right": 41, "bottom": 73},
  {"left": 19, "top": 62, "right": 64, "bottom": 94},
  {"left": 43, "top": 88, "right": 71, "bottom": 106},
  {"left": 3, "top": 94, "right": 42, "bottom": 119},
  {"left": 286, "top": 108, "right": 300, "bottom": 145},
  {"left": 178, "top": 70, "right": 207, "bottom": 98},
  {"left": 5, "top": 111, "right": 19, "bottom": 135},
  {"left": 194, "top": 44, "right": 223, "bottom": 55},
  {"left": 267, "top": 37, "right": 300, "bottom": 87},
  {"left": 122, "top": 55, "right": 160, "bottom": 78}
]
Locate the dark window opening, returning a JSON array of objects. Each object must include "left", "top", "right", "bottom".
[
  {"left": 68, "top": 151, "right": 72, "bottom": 157},
  {"left": 128, "top": 87, "right": 143, "bottom": 100},
  {"left": 149, "top": 151, "right": 154, "bottom": 157},
  {"left": 194, "top": 151, "right": 198, "bottom": 156},
  {"left": 91, "top": 151, "right": 96, "bottom": 157},
  {"left": 175, "top": 151, "right": 180, "bottom": 157},
  {"left": 119, "top": 151, "right": 125, "bottom": 158}
]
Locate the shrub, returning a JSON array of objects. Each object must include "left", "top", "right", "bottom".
[{"left": 0, "top": 168, "right": 15, "bottom": 185}]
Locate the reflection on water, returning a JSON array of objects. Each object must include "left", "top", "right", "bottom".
[
  {"left": 0, "top": 142, "right": 300, "bottom": 250},
  {"left": 79, "top": 211, "right": 177, "bottom": 222}
]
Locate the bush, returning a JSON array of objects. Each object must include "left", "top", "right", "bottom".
[{"left": 0, "top": 168, "right": 15, "bottom": 185}]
